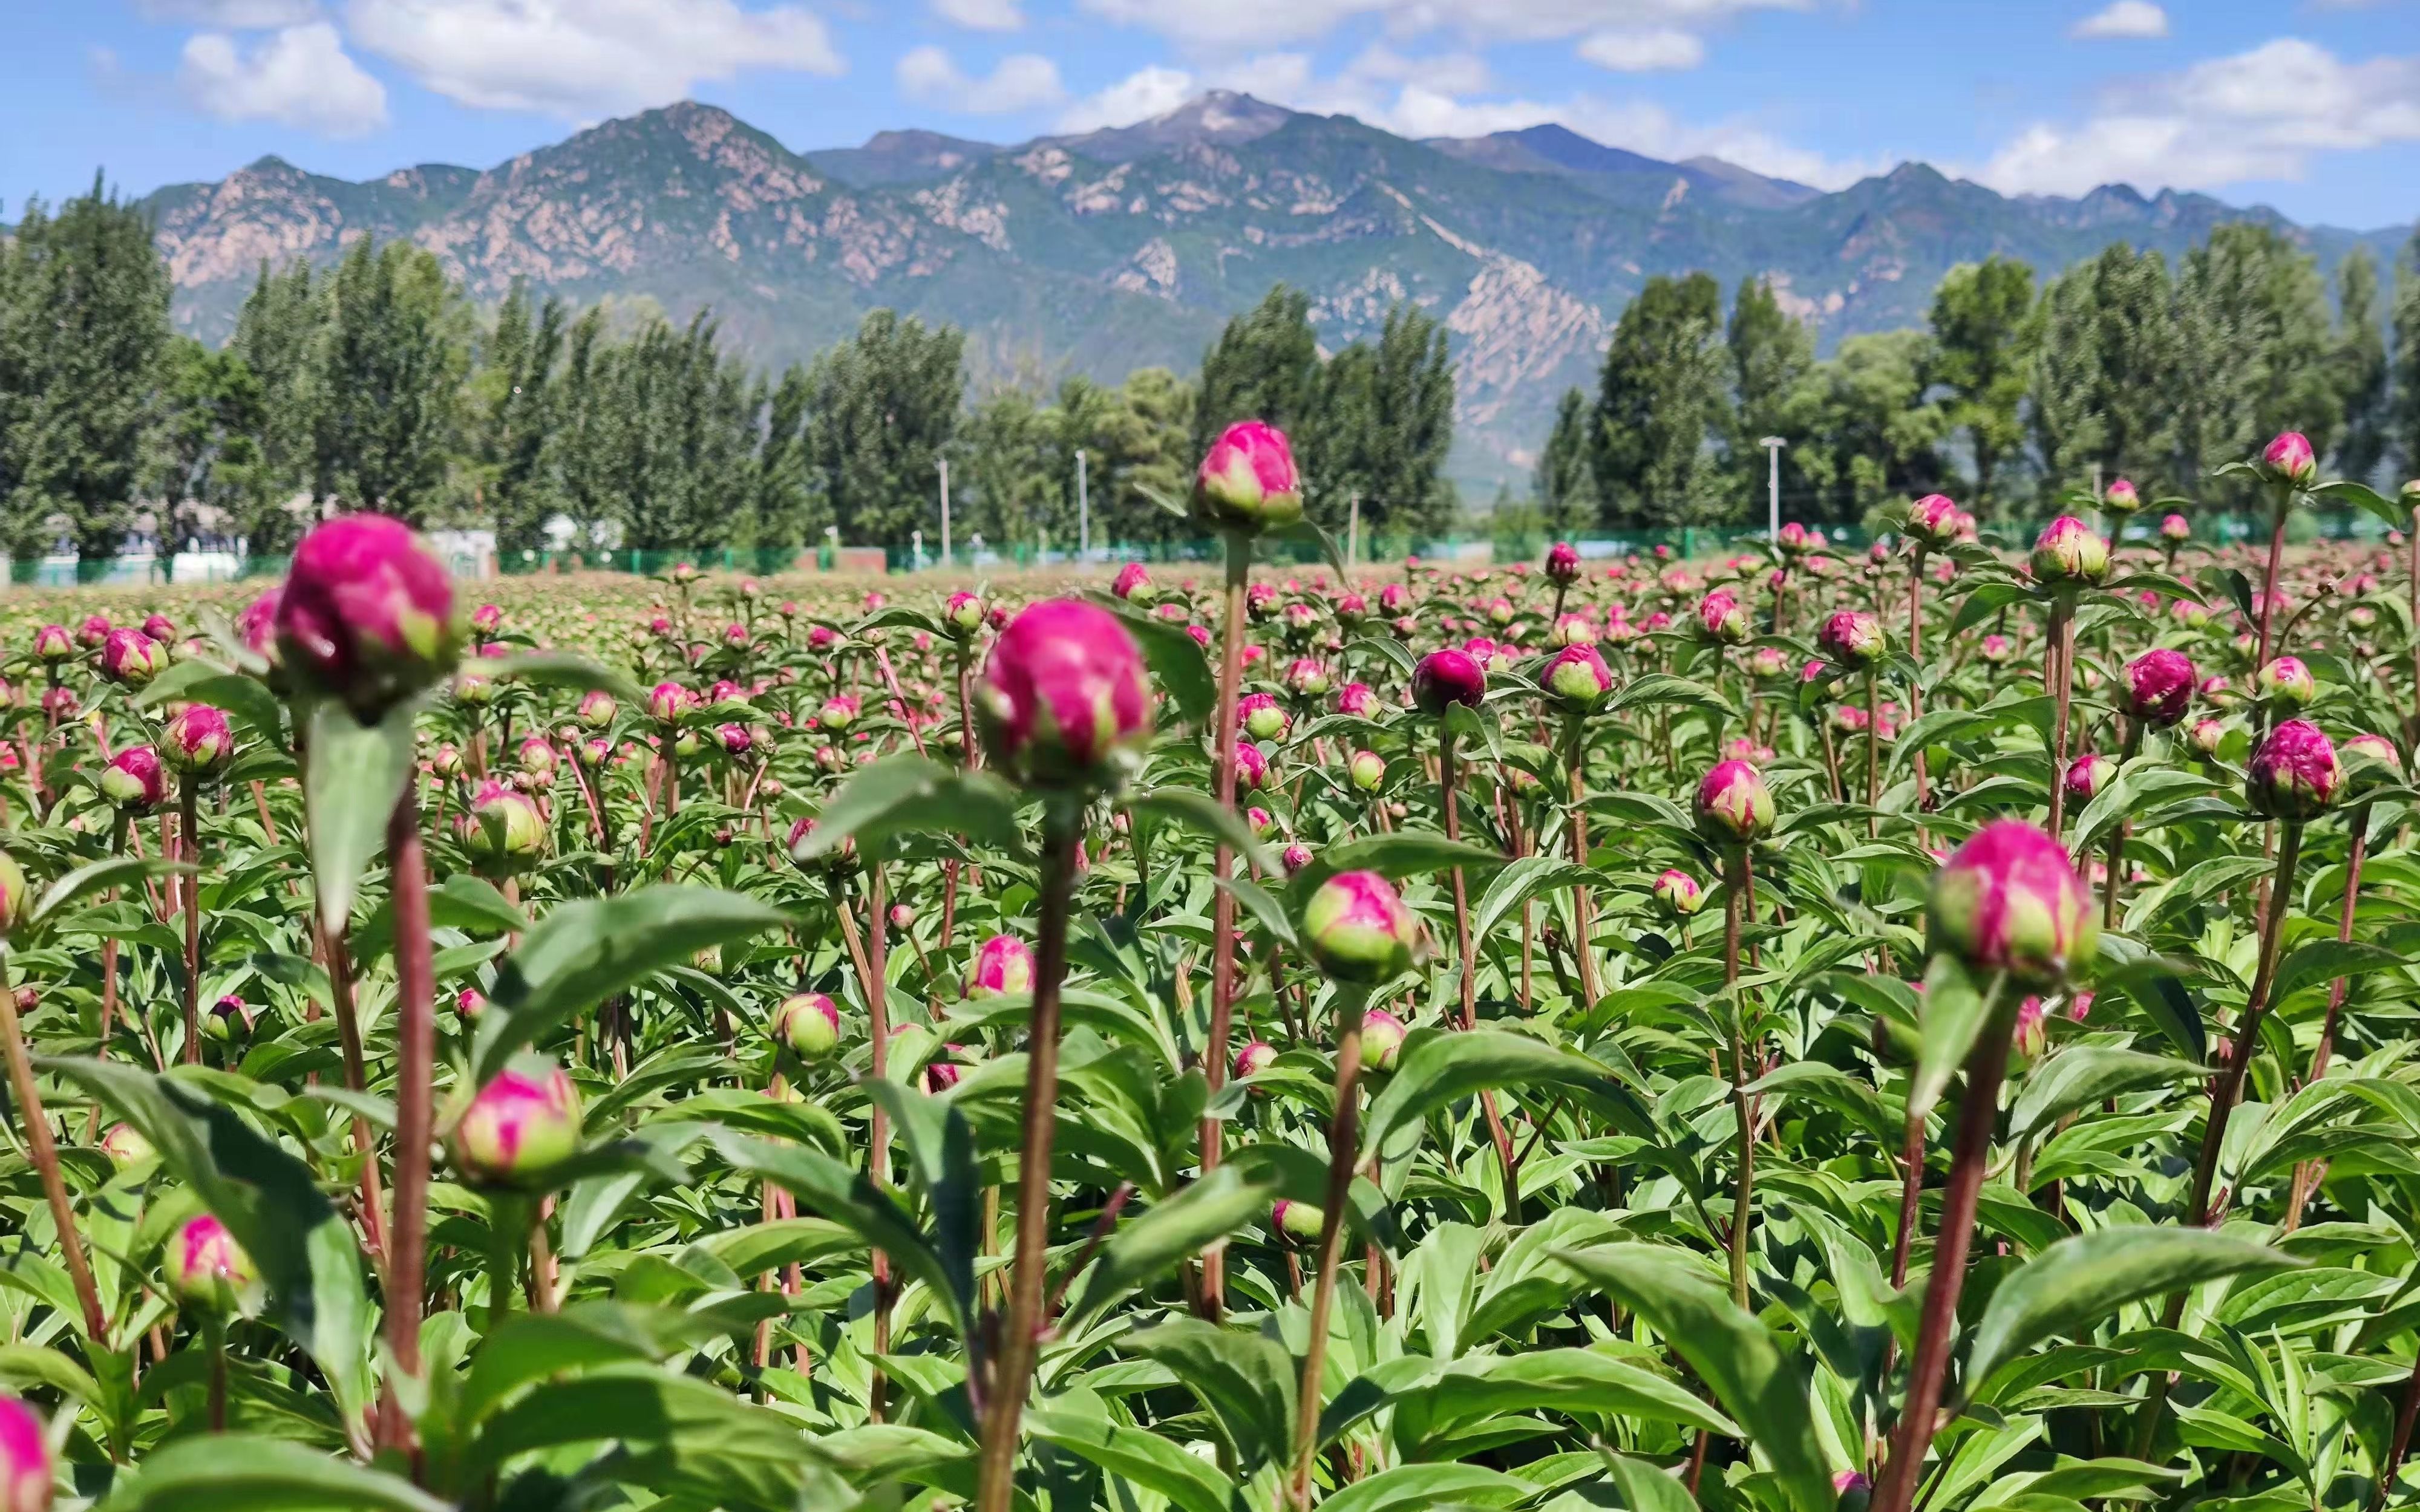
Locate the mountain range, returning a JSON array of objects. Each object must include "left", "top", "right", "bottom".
[{"left": 134, "top": 93, "right": 2410, "bottom": 492}]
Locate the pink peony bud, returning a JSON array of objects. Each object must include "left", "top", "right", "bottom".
[
  {"left": 1928, "top": 820, "right": 2097, "bottom": 988},
  {"left": 2188, "top": 717, "right": 2227, "bottom": 757},
  {"left": 1817, "top": 609, "right": 1885, "bottom": 670},
  {"left": 451, "top": 1064, "right": 583, "bottom": 1183},
  {"left": 163, "top": 704, "right": 235, "bottom": 779},
  {"left": 1696, "top": 590, "right": 1749, "bottom": 646},
  {"left": 646, "top": 682, "right": 698, "bottom": 724},
  {"left": 1281, "top": 842, "right": 1314, "bottom": 875},
  {"left": 2341, "top": 732, "right": 2403, "bottom": 794},
  {"left": 98, "top": 629, "right": 165, "bottom": 689},
  {"left": 2064, "top": 752, "right": 2116, "bottom": 803},
  {"left": 2101, "top": 478, "right": 2140, "bottom": 515},
  {"left": 100, "top": 745, "right": 168, "bottom": 812},
  {"left": 163, "top": 1212, "right": 258, "bottom": 1309},
  {"left": 1234, "top": 739, "right": 1271, "bottom": 792},
  {"left": 967, "top": 934, "right": 1035, "bottom": 998},
  {"left": 1979, "top": 633, "right": 2013, "bottom": 665},
  {"left": 2257, "top": 431, "right": 2316, "bottom": 489},
  {"left": 1539, "top": 644, "right": 1614, "bottom": 713},
  {"left": 100, "top": 1122, "right": 155, "bottom": 1165},
  {"left": 1361, "top": 1008, "right": 1410, "bottom": 1071},
  {"left": 2252, "top": 656, "right": 2316, "bottom": 709},
  {"left": 944, "top": 591, "right": 986, "bottom": 639},
  {"left": 2122, "top": 648, "right": 2195, "bottom": 726},
  {"left": 31, "top": 625, "right": 73, "bottom": 663},
  {"left": 459, "top": 780, "right": 548, "bottom": 873},
  {"left": 1237, "top": 691, "right": 1292, "bottom": 743},
  {"left": 1347, "top": 749, "right": 1386, "bottom": 792},
  {"left": 1302, "top": 870, "right": 1419, "bottom": 984},
  {"left": 1194, "top": 420, "right": 1304, "bottom": 532},
  {"left": 274, "top": 513, "right": 463, "bottom": 722},
  {"left": 77, "top": 616, "right": 111, "bottom": 650},
  {"left": 1548, "top": 612, "right": 1597, "bottom": 648},
  {"left": 1652, "top": 868, "right": 1705, "bottom": 917},
  {"left": 517, "top": 735, "right": 557, "bottom": 776},
  {"left": 975, "top": 600, "right": 1154, "bottom": 790},
  {"left": 2246, "top": 719, "right": 2339, "bottom": 821},
  {"left": 1283, "top": 657, "right": 1329, "bottom": 698},
  {"left": 1111, "top": 562, "right": 1156, "bottom": 605},
  {"left": 1545, "top": 541, "right": 1581, "bottom": 584},
  {"left": 1410, "top": 648, "right": 1485, "bottom": 716},
  {"left": 470, "top": 603, "right": 504, "bottom": 637},
  {"left": 817, "top": 694, "right": 857, "bottom": 731},
  {"left": 1776, "top": 521, "right": 1813, "bottom": 558},
  {"left": 1695, "top": 761, "right": 1774, "bottom": 846},
  {"left": 1334, "top": 682, "right": 1377, "bottom": 718},
  {"left": 457, "top": 988, "right": 485, "bottom": 1021},
  {"left": 577, "top": 689, "right": 617, "bottom": 729},
  {"left": 1272, "top": 1198, "right": 1324, "bottom": 1244},
  {"left": 773, "top": 992, "right": 842, "bottom": 1060},
  {"left": 2160, "top": 513, "right": 2190, "bottom": 544},
  {"left": 2030, "top": 516, "right": 2110, "bottom": 586},
  {"left": 1235, "top": 1040, "right": 1278, "bottom": 1079}
]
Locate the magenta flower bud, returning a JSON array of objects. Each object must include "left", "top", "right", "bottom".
[
  {"left": 2160, "top": 513, "right": 2190, "bottom": 544},
  {"left": 100, "top": 1122, "right": 155, "bottom": 1166},
  {"left": 817, "top": 694, "right": 857, "bottom": 731},
  {"left": 646, "top": 682, "right": 698, "bottom": 724},
  {"left": 1283, "top": 658, "right": 1329, "bottom": 699},
  {"left": 451, "top": 1064, "right": 583, "bottom": 1183},
  {"left": 2064, "top": 752, "right": 2116, "bottom": 803},
  {"left": 517, "top": 735, "right": 557, "bottom": 776},
  {"left": 577, "top": 689, "right": 617, "bottom": 729},
  {"left": 1928, "top": 820, "right": 2098, "bottom": 988},
  {"left": 163, "top": 704, "right": 235, "bottom": 779},
  {"left": 1302, "top": 870, "right": 1419, "bottom": 984},
  {"left": 944, "top": 591, "right": 986, "bottom": 639},
  {"left": 1906, "top": 493, "right": 1961, "bottom": 547},
  {"left": 1546, "top": 612, "right": 1595, "bottom": 648},
  {"left": 1485, "top": 597, "right": 1514, "bottom": 628},
  {"left": 1273, "top": 1199, "right": 1324, "bottom": 1245},
  {"left": 1818, "top": 609, "right": 1886, "bottom": 670},
  {"left": 1652, "top": 868, "right": 1705, "bottom": 918},
  {"left": 1281, "top": 842, "right": 1313, "bottom": 875},
  {"left": 2013, "top": 996, "right": 2050, "bottom": 1061},
  {"left": 577, "top": 737, "right": 610, "bottom": 769},
  {"left": 2101, "top": 478, "right": 2140, "bottom": 515},
  {"left": 453, "top": 668, "right": 496, "bottom": 707},
  {"left": 774, "top": 991, "right": 842, "bottom": 1060},
  {"left": 2122, "top": 648, "right": 2195, "bottom": 726},
  {"left": 2342, "top": 732, "right": 2402, "bottom": 794},
  {"left": 975, "top": 599, "right": 1154, "bottom": 790},
  {"left": 2030, "top": 516, "right": 2110, "bottom": 586},
  {"left": 0, "top": 1395, "right": 49, "bottom": 1512},
  {"left": 100, "top": 745, "right": 168, "bottom": 812},
  {"left": 2252, "top": 656, "right": 2317, "bottom": 709},
  {"left": 1980, "top": 634, "right": 2013, "bottom": 665},
  {"left": 98, "top": 629, "right": 166, "bottom": 689},
  {"left": 710, "top": 723, "right": 749, "bottom": 757},
  {"left": 1111, "top": 562, "right": 1157, "bottom": 605},
  {"left": 1237, "top": 692, "right": 1292, "bottom": 742},
  {"left": 1776, "top": 521, "right": 1813, "bottom": 558},
  {"left": 1411, "top": 648, "right": 1485, "bottom": 716},
  {"left": 2257, "top": 431, "right": 2316, "bottom": 489},
  {"left": 274, "top": 513, "right": 463, "bottom": 723},
  {"left": 77, "top": 615, "right": 111, "bottom": 650},
  {"left": 459, "top": 779, "right": 547, "bottom": 873},
  {"left": 1695, "top": 590, "right": 1749, "bottom": 646},
  {"left": 1246, "top": 806, "right": 1277, "bottom": 839},
  {"left": 2188, "top": 717, "right": 2227, "bottom": 757},
  {"left": 1235, "top": 739, "right": 1271, "bottom": 792},
  {"left": 1545, "top": 541, "right": 1581, "bottom": 584},
  {"left": 1695, "top": 760, "right": 1775, "bottom": 846},
  {"left": 1334, "top": 682, "right": 1377, "bottom": 718},
  {"left": 163, "top": 1212, "right": 258, "bottom": 1309},
  {"left": 1193, "top": 420, "right": 1305, "bottom": 533},
  {"left": 31, "top": 625, "right": 72, "bottom": 663},
  {"left": 431, "top": 743, "right": 462, "bottom": 777},
  {"left": 967, "top": 934, "right": 1035, "bottom": 999},
  {"left": 1235, "top": 1040, "right": 1278, "bottom": 1079},
  {"left": 1347, "top": 749, "right": 1386, "bottom": 792},
  {"left": 1361, "top": 1007, "right": 1409, "bottom": 1070},
  {"left": 2246, "top": 719, "right": 2339, "bottom": 821},
  {"left": 457, "top": 988, "right": 485, "bottom": 1021},
  {"left": 470, "top": 603, "right": 503, "bottom": 637},
  {"left": 1379, "top": 583, "right": 1410, "bottom": 614},
  {"left": 1539, "top": 644, "right": 1614, "bottom": 714}
]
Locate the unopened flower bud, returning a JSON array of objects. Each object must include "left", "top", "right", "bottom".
[
  {"left": 1111, "top": 562, "right": 1157, "bottom": 605},
  {"left": 2253, "top": 656, "right": 2316, "bottom": 709},
  {"left": 1347, "top": 749, "right": 1385, "bottom": 792},
  {"left": 2064, "top": 752, "right": 2116, "bottom": 803},
  {"left": 1235, "top": 1040, "right": 1278, "bottom": 1079},
  {"left": 98, "top": 630, "right": 165, "bottom": 688},
  {"left": 2257, "top": 431, "right": 2316, "bottom": 489},
  {"left": 1361, "top": 1007, "right": 1409, "bottom": 1070},
  {"left": 1652, "top": 868, "right": 1705, "bottom": 917},
  {"left": 451, "top": 1064, "right": 583, "bottom": 1183},
  {"left": 275, "top": 513, "right": 463, "bottom": 723},
  {"left": 163, "top": 704, "right": 235, "bottom": 780},
  {"left": 2101, "top": 478, "right": 2140, "bottom": 515},
  {"left": 1818, "top": 609, "right": 1885, "bottom": 670},
  {"left": 2246, "top": 719, "right": 2339, "bottom": 821},
  {"left": 1928, "top": 820, "right": 2097, "bottom": 988},
  {"left": 1539, "top": 644, "right": 1614, "bottom": 714},
  {"left": 1695, "top": 760, "right": 1774, "bottom": 846},
  {"left": 100, "top": 745, "right": 168, "bottom": 812},
  {"left": 1272, "top": 1199, "right": 1323, "bottom": 1245},
  {"left": 773, "top": 992, "right": 842, "bottom": 1060},
  {"left": 1410, "top": 648, "right": 1485, "bottom": 716},
  {"left": 459, "top": 780, "right": 547, "bottom": 873},
  {"left": 2122, "top": 647, "right": 2195, "bottom": 726},
  {"left": 1193, "top": 420, "right": 1304, "bottom": 533},
  {"left": 1696, "top": 590, "right": 1749, "bottom": 646},
  {"left": 1303, "top": 871, "right": 1418, "bottom": 985},
  {"left": 1545, "top": 541, "right": 1581, "bottom": 584},
  {"left": 163, "top": 1213, "right": 257, "bottom": 1309},
  {"left": 976, "top": 600, "right": 1154, "bottom": 790},
  {"left": 2341, "top": 732, "right": 2403, "bottom": 795},
  {"left": 967, "top": 934, "right": 1035, "bottom": 998},
  {"left": 2030, "top": 516, "right": 2109, "bottom": 586}
]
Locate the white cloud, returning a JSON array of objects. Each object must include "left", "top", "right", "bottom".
[
  {"left": 138, "top": 0, "right": 322, "bottom": 24},
  {"left": 897, "top": 45, "right": 1065, "bottom": 112},
  {"left": 342, "top": 0, "right": 843, "bottom": 117},
  {"left": 1057, "top": 64, "right": 1198, "bottom": 132},
  {"left": 930, "top": 0, "right": 1025, "bottom": 29},
  {"left": 1577, "top": 27, "right": 1706, "bottom": 71},
  {"left": 1978, "top": 38, "right": 2420, "bottom": 197},
  {"left": 1073, "top": 0, "right": 1806, "bottom": 50},
  {"left": 2070, "top": 1, "right": 2167, "bottom": 39},
  {"left": 179, "top": 21, "right": 389, "bottom": 135}
]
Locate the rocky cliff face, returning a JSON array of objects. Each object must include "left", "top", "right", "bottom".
[{"left": 137, "top": 92, "right": 2397, "bottom": 490}]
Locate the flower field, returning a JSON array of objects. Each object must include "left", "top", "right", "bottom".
[{"left": 0, "top": 423, "right": 2416, "bottom": 1512}]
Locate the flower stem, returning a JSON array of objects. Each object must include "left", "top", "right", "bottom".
[
  {"left": 1871, "top": 974, "right": 2015, "bottom": 1512},
  {"left": 2044, "top": 599, "right": 2076, "bottom": 838},
  {"left": 1200, "top": 536, "right": 1249, "bottom": 1317},
  {"left": 1290, "top": 981, "right": 1371, "bottom": 1510},
  {"left": 2286, "top": 801, "right": 2370, "bottom": 1230},
  {"left": 972, "top": 812, "right": 1081, "bottom": 1512},
  {"left": 2099, "top": 717, "right": 2145, "bottom": 928},
  {"left": 1722, "top": 848, "right": 1755, "bottom": 1310},
  {"left": 2255, "top": 492, "right": 2289, "bottom": 668},
  {"left": 0, "top": 948, "right": 108, "bottom": 1342},
  {"left": 1863, "top": 670, "right": 1880, "bottom": 840},
  {"left": 180, "top": 780, "right": 203, "bottom": 1064},
  {"left": 1907, "top": 549, "right": 1929, "bottom": 812},
  {"left": 380, "top": 789, "right": 436, "bottom": 1458}
]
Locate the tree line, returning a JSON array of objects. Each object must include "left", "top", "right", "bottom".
[
  {"left": 1535, "top": 221, "right": 2420, "bottom": 530},
  {"left": 0, "top": 178, "right": 1459, "bottom": 565}
]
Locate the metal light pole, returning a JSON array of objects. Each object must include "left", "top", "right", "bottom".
[
  {"left": 938, "top": 457, "right": 952, "bottom": 565},
  {"left": 1761, "top": 437, "right": 1786, "bottom": 545},
  {"left": 1076, "top": 448, "right": 1090, "bottom": 561}
]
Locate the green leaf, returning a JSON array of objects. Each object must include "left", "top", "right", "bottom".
[
  {"left": 459, "top": 1302, "right": 773, "bottom": 1427},
  {"left": 475, "top": 886, "right": 788, "bottom": 1082},
  {"left": 1123, "top": 1318, "right": 1297, "bottom": 1472},
  {"left": 27, "top": 856, "right": 188, "bottom": 937},
  {"left": 2270, "top": 939, "right": 2406, "bottom": 1007},
  {"left": 2310, "top": 478, "right": 2410, "bottom": 530},
  {"left": 1962, "top": 1228, "right": 2302, "bottom": 1400},
  {"left": 464, "top": 1364, "right": 812, "bottom": 1510},
  {"left": 2009, "top": 1048, "right": 2202, "bottom": 1143},
  {"left": 706, "top": 1130, "right": 961, "bottom": 1331},
  {"left": 1293, "top": 830, "right": 1502, "bottom": 904},
  {"left": 1126, "top": 786, "right": 1283, "bottom": 876},
  {"left": 862, "top": 1083, "right": 981, "bottom": 1329},
  {"left": 2069, "top": 768, "right": 2215, "bottom": 855},
  {"left": 1319, "top": 1463, "right": 1527, "bottom": 1512},
  {"left": 134, "top": 660, "right": 286, "bottom": 743},
  {"left": 302, "top": 698, "right": 420, "bottom": 934},
  {"left": 1063, "top": 1165, "right": 1275, "bottom": 1329},
  {"left": 1949, "top": 581, "right": 2035, "bottom": 637},
  {"left": 1024, "top": 1406, "right": 1238, "bottom": 1512},
  {"left": 488, "top": 648, "right": 647, "bottom": 705},
  {"left": 1396, "top": 1347, "right": 1737, "bottom": 1448},
  {"left": 1470, "top": 855, "right": 1598, "bottom": 944},
  {"left": 1096, "top": 595, "right": 1218, "bottom": 725},
  {"left": 1909, "top": 955, "right": 1996, "bottom": 1127},
  {"left": 97, "top": 1436, "right": 446, "bottom": 1512},
  {"left": 1362, "top": 1029, "right": 1654, "bottom": 1165},
  {"left": 1554, "top": 1245, "right": 1837, "bottom": 1512},
  {"left": 1347, "top": 637, "right": 1417, "bottom": 683},
  {"left": 792, "top": 754, "right": 1030, "bottom": 862}
]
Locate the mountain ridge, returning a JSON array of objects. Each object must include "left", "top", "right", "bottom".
[{"left": 131, "top": 93, "right": 2409, "bottom": 490}]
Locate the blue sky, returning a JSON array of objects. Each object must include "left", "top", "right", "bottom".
[{"left": 6, "top": 0, "right": 2417, "bottom": 229}]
